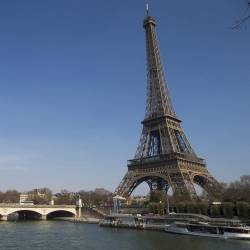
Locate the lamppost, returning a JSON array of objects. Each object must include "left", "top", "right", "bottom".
[
  {"left": 76, "top": 195, "right": 83, "bottom": 218},
  {"left": 166, "top": 195, "right": 170, "bottom": 215},
  {"left": 113, "top": 195, "right": 126, "bottom": 214}
]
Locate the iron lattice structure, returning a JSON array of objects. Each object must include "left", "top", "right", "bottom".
[{"left": 115, "top": 12, "right": 219, "bottom": 199}]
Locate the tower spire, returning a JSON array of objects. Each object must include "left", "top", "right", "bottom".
[{"left": 143, "top": 11, "right": 177, "bottom": 120}]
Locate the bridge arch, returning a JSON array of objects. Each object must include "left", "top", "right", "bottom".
[
  {"left": 7, "top": 209, "right": 43, "bottom": 220},
  {"left": 46, "top": 209, "right": 76, "bottom": 219},
  {"left": 6, "top": 208, "right": 43, "bottom": 216},
  {"left": 0, "top": 206, "right": 77, "bottom": 221}
]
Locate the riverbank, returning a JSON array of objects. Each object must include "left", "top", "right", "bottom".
[
  {"left": 99, "top": 213, "right": 250, "bottom": 231},
  {"left": 53, "top": 217, "right": 99, "bottom": 224}
]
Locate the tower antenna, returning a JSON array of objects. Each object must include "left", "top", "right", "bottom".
[{"left": 146, "top": 3, "right": 149, "bottom": 16}]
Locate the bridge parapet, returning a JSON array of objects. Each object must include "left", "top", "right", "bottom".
[{"left": 0, "top": 203, "right": 76, "bottom": 208}]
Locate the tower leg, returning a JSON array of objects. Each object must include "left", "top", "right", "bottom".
[{"left": 169, "top": 172, "right": 197, "bottom": 199}]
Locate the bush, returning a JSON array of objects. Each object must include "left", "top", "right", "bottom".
[
  {"left": 236, "top": 202, "right": 249, "bottom": 218},
  {"left": 148, "top": 202, "right": 164, "bottom": 215},
  {"left": 221, "top": 202, "right": 234, "bottom": 218},
  {"left": 176, "top": 202, "right": 186, "bottom": 213},
  {"left": 186, "top": 202, "right": 200, "bottom": 214},
  {"left": 210, "top": 205, "right": 221, "bottom": 217},
  {"left": 198, "top": 202, "right": 209, "bottom": 215},
  {"left": 148, "top": 202, "right": 158, "bottom": 214}
]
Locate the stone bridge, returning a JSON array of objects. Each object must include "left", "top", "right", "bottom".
[{"left": 0, "top": 204, "right": 81, "bottom": 221}]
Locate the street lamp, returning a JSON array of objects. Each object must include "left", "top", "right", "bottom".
[{"left": 166, "top": 196, "right": 170, "bottom": 215}]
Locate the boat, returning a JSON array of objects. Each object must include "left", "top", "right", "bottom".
[{"left": 164, "top": 222, "right": 250, "bottom": 240}]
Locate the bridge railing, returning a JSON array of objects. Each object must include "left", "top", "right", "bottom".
[{"left": 0, "top": 203, "right": 76, "bottom": 208}]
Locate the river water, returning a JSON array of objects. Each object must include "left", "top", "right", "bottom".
[{"left": 0, "top": 221, "right": 249, "bottom": 250}]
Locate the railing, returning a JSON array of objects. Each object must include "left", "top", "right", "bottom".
[
  {"left": 0, "top": 203, "right": 76, "bottom": 208},
  {"left": 128, "top": 153, "right": 206, "bottom": 166}
]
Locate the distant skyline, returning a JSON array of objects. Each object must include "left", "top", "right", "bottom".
[{"left": 0, "top": 0, "right": 249, "bottom": 193}]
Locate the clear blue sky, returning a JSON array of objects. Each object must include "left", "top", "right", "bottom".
[{"left": 0, "top": 0, "right": 249, "bottom": 193}]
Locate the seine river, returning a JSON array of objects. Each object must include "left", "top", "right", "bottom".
[{"left": 0, "top": 221, "right": 250, "bottom": 250}]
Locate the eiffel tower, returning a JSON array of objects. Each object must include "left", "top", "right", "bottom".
[{"left": 115, "top": 8, "right": 219, "bottom": 199}]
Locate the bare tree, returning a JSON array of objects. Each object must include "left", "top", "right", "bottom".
[
  {"left": 232, "top": 0, "right": 250, "bottom": 29},
  {"left": 0, "top": 190, "right": 20, "bottom": 203},
  {"left": 222, "top": 175, "right": 250, "bottom": 202}
]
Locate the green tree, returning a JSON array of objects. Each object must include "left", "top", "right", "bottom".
[
  {"left": 210, "top": 205, "right": 221, "bottom": 217},
  {"left": 198, "top": 202, "right": 209, "bottom": 216},
  {"left": 186, "top": 202, "right": 200, "bottom": 214},
  {"left": 170, "top": 190, "right": 192, "bottom": 203},
  {"left": 221, "top": 202, "right": 234, "bottom": 219},
  {"left": 150, "top": 190, "right": 166, "bottom": 203},
  {"left": 236, "top": 202, "right": 249, "bottom": 218},
  {"left": 175, "top": 202, "right": 186, "bottom": 213},
  {"left": 148, "top": 202, "right": 164, "bottom": 215}
]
